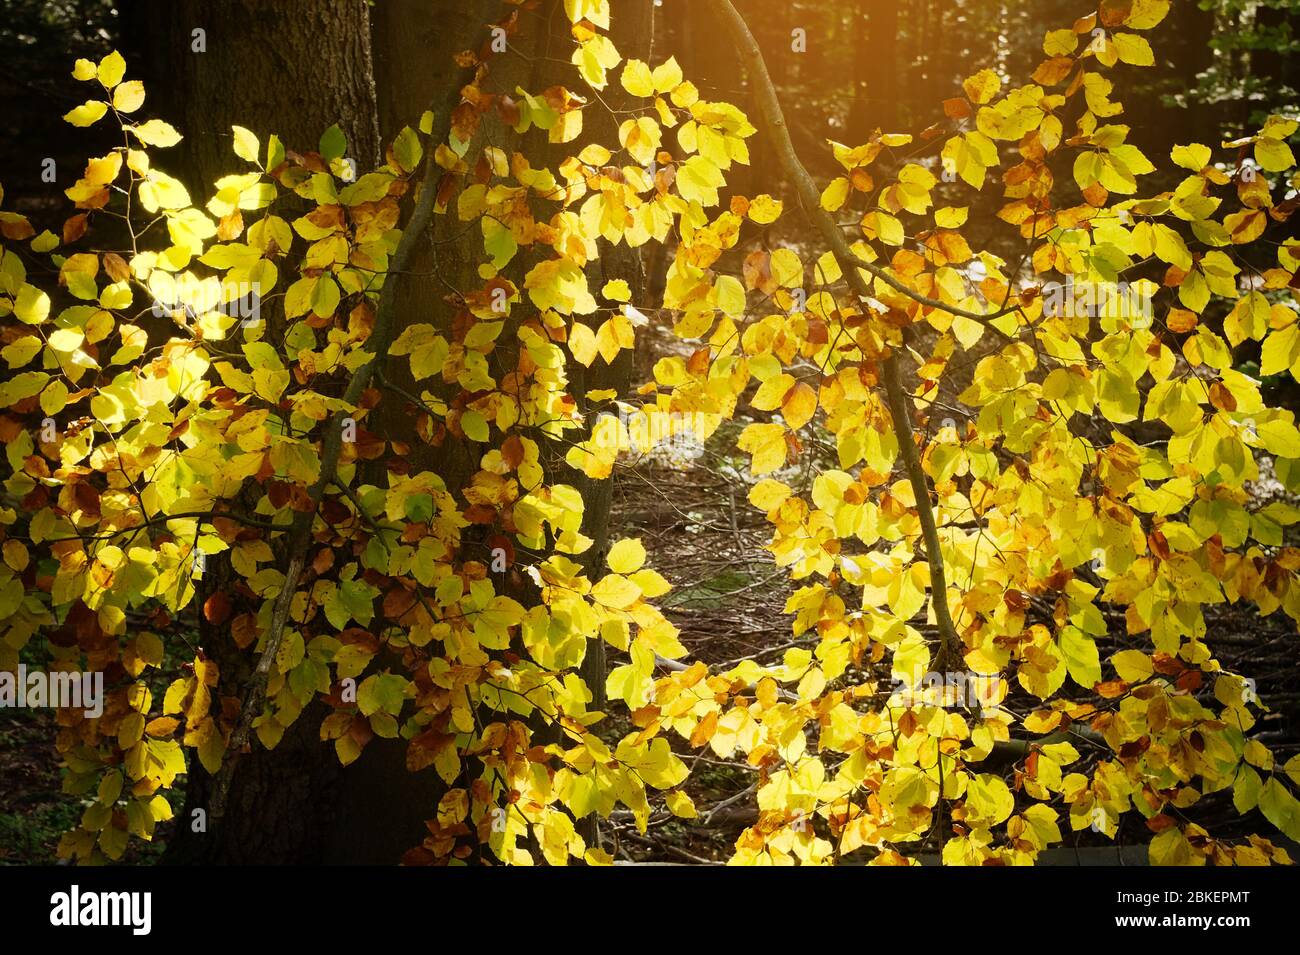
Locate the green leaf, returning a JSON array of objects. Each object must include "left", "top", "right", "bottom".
[
  {"left": 1060, "top": 627, "right": 1101, "bottom": 689},
  {"left": 461, "top": 409, "right": 489, "bottom": 442},
  {"left": 392, "top": 126, "right": 422, "bottom": 174},
  {"left": 319, "top": 124, "right": 347, "bottom": 162},
  {"left": 404, "top": 493, "right": 434, "bottom": 523},
  {"left": 14, "top": 285, "right": 50, "bottom": 324},
  {"left": 1258, "top": 778, "right": 1300, "bottom": 842},
  {"left": 357, "top": 673, "right": 408, "bottom": 717}
]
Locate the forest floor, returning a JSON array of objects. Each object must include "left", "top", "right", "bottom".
[{"left": 0, "top": 710, "right": 70, "bottom": 864}]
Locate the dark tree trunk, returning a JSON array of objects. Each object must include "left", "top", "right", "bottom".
[
  {"left": 157, "top": 0, "right": 653, "bottom": 865},
  {"left": 847, "top": 0, "right": 872, "bottom": 138},
  {"left": 126, "top": 0, "right": 379, "bottom": 195},
  {"left": 332, "top": 0, "right": 652, "bottom": 861},
  {"left": 149, "top": 0, "right": 384, "bottom": 865}
]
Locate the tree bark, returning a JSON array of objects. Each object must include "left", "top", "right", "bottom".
[
  {"left": 157, "top": 0, "right": 654, "bottom": 865},
  {"left": 335, "top": 0, "right": 651, "bottom": 861},
  {"left": 126, "top": 0, "right": 380, "bottom": 195},
  {"left": 151, "top": 0, "right": 383, "bottom": 866}
]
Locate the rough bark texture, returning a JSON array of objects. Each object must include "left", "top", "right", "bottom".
[
  {"left": 154, "top": 0, "right": 381, "bottom": 866},
  {"left": 164, "top": 724, "right": 343, "bottom": 864},
  {"left": 314, "top": 1, "right": 550, "bottom": 865},
  {"left": 359, "top": 0, "right": 654, "bottom": 858},
  {"left": 127, "top": 0, "right": 380, "bottom": 194},
  {"left": 160, "top": 0, "right": 653, "bottom": 864}
]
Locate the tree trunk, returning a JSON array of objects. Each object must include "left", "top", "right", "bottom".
[
  {"left": 333, "top": 0, "right": 651, "bottom": 861},
  {"left": 847, "top": 0, "right": 898, "bottom": 135},
  {"left": 152, "top": 0, "right": 383, "bottom": 865},
  {"left": 126, "top": 0, "right": 379, "bottom": 195},
  {"left": 158, "top": 0, "right": 653, "bottom": 864},
  {"left": 847, "top": 0, "right": 872, "bottom": 138}
]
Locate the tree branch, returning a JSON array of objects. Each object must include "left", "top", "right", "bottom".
[{"left": 709, "top": 0, "right": 963, "bottom": 669}]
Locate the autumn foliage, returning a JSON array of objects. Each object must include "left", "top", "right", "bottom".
[{"left": 2, "top": 0, "right": 1300, "bottom": 866}]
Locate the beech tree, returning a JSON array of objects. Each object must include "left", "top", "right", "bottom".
[{"left": 2, "top": 0, "right": 1300, "bottom": 867}]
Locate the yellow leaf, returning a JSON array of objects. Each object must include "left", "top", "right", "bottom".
[
  {"left": 752, "top": 372, "right": 795, "bottom": 411},
  {"left": 112, "top": 80, "right": 145, "bottom": 113},
  {"left": 781, "top": 381, "right": 817, "bottom": 429},
  {"left": 737, "top": 422, "right": 788, "bottom": 475},
  {"left": 97, "top": 50, "right": 126, "bottom": 89},
  {"left": 1256, "top": 137, "right": 1296, "bottom": 173},
  {"left": 1170, "top": 143, "right": 1210, "bottom": 171},
  {"left": 747, "top": 194, "right": 783, "bottom": 224},
  {"left": 601, "top": 279, "right": 631, "bottom": 302},
  {"left": 1125, "top": 0, "right": 1171, "bottom": 29},
  {"left": 621, "top": 59, "right": 654, "bottom": 98},
  {"left": 1259, "top": 778, "right": 1300, "bottom": 843},
  {"left": 40, "top": 379, "right": 69, "bottom": 416},
  {"left": 1111, "top": 650, "right": 1152, "bottom": 682},
  {"left": 595, "top": 314, "right": 634, "bottom": 363},
  {"left": 1113, "top": 33, "right": 1154, "bottom": 67},
  {"left": 569, "top": 322, "right": 598, "bottom": 366},
  {"left": 748, "top": 479, "right": 791, "bottom": 511},
  {"left": 962, "top": 68, "right": 1001, "bottom": 104},
  {"left": 15, "top": 286, "right": 51, "bottom": 324},
  {"left": 2, "top": 540, "right": 29, "bottom": 572},
  {"left": 1043, "top": 29, "right": 1078, "bottom": 56},
  {"left": 1149, "top": 828, "right": 1198, "bottom": 866},
  {"left": 571, "top": 34, "right": 620, "bottom": 90},
  {"left": 820, "top": 177, "right": 851, "bottom": 212},
  {"left": 666, "top": 790, "right": 697, "bottom": 818},
  {"left": 606, "top": 538, "right": 647, "bottom": 574},
  {"left": 965, "top": 774, "right": 1015, "bottom": 828},
  {"left": 619, "top": 116, "right": 661, "bottom": 166},
  {"left": 651, "top": 57, "right": 683, "bottom": 94},
  {"left": 131, "top": 119, "right": 182, "bottom": 148},
  {"left": 861, "top": 210, "right": 904, "bottom": 246},
  {"left": 64, "top": 101, "right": 108, "bottom": 128},
  {"left": 2, "top": 335, "right": 42, "bottom": 368},
  {"left": 83, "top": 153, "right": 122, "bottom": 187},
  {"left": 935, "top": 206, "right": 968, "bottom": 228},
  {"left": 232, "top": 125, "right": 260, "bottom": 163},
  {"left": 564, "top": 0, "right": 609, "bottom": 28},
  {"left": 592, "top": 574, "right": 642, "bottom": 609}
]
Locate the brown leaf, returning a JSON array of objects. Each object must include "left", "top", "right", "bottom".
[
  {"left": 62, "top": 213, "right": 88, "bottom": 244},
  {"left": 203, "top": 592, "right": 232, "bottom": 626}
]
